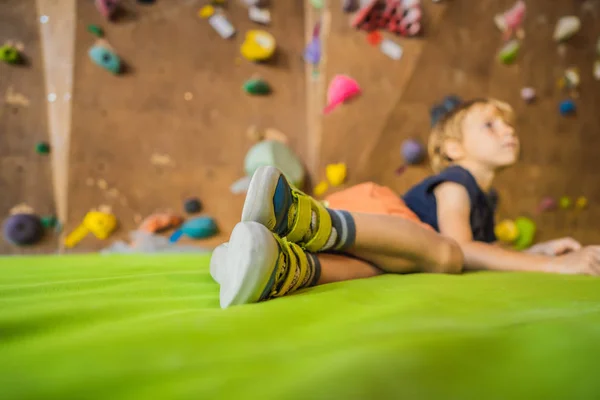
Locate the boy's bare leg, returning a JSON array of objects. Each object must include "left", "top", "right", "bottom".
[
  {"left": 348, "top": 212, "right": 464, "bottom": 274},
  {"left": 317, "top": 253, "right": 382, "bottom": 284}
]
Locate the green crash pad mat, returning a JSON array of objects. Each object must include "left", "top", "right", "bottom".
[{"left": 1, "top": 254, "right": 600, "bottom": 399}]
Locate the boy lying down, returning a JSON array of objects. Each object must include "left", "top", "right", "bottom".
[{"left": 210, "top": 98, "right": 600, "bottom": 308}]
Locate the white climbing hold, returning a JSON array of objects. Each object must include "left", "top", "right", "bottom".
[
  {"left": 553, "top": 16, "right": 581, "bottom": 42},
  {"left": 380, "top": 39, "right": 403, "bottom": 60},
  {"left": 249, "top": 7, "right": 271, "bottom": 24}
]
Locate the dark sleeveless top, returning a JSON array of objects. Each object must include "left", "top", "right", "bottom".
[{"left": 402, "top": 166, "right": 497, "bottom": 243}]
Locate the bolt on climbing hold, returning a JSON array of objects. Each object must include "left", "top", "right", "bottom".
[
  {"left": 89, "top": 41, "right": 121, "bottom": 74},
  {"left": 243, "top": 78, "right": 271, "bottom": 95},
  {"left": 87, "top": 24, "right": 104, "bottom": 37},
  {"left": 520, "top": 87, "right": 536, "bottom": 103},
  {"left": 575, "top": 196, "right": 588, "bottom": 210},
  {"left": 554, "top": 16, "right": 580, "bottom": 42},
  {"left": 240, "top": 30, "right": 276, "bottom": 61},
  {"left": 559, "top": 196, "right": 572, "bottom": 209},
  {"left": 184, "top": 198, "right": 203, "bottom": 214},
  {"left": 323, "top": 75, "right": 361, "bottom": 114},
  {"left": 401, "top": 139, "right": 425, "bottom": 165},
  {"left": 559, "top": 100, "right": 576, "bottom": 116},
  {"left": 0, "top": 44, "right": 20, "bottom": 64},
  {"left": 498, "top": 40, "right": 520, "bottom": 64},
  {"left": 35, "top": 142, "right": 51, "bottom": 154},
  {"left": 95, "top": 0, "right": 119, "bottom": 19},
  {"left": 2, "top": 213, "right": 45, "bottom": 246},
  {"left": 209, "top": 13, "right": 236, "bottom": 39},
  {"left": 326, "top": 163, "right": 347, "bottom": 187},
  {"left": 65, "top": 210, "right": 117, "bottom": 248}
]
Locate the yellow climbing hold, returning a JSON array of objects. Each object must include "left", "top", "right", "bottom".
[
  {"left": 326, "top": 163, "right": 347, "bottom": 186},
  {"left": 314, "top": 181, "right": 329, "bottom": 197},
  {"left": 240, "top": 30, "right": 276, "bottom": 62},
  {"left": 575, "top": 196, "right": 588, "bottom": 209},
  {"left": 495, "top": 219, "right": 519, "bottom": 243},
  {"left": 64, "top": 210, "right": 117, "bottom": 248},
  {"left": 199, "top": 5, "right": 215, "bottom": 18}
]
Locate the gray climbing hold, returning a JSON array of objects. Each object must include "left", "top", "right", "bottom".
[{"left": 244, "top": 140, "right": 305, "bottom": 188}]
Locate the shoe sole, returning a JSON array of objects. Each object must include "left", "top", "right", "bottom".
[
  {"left": 241, "top": 166, "right": 282, "bottom": 230},
  {"left": 219, "top": 222, "right": 279, "bottom": 308},
  {"left": 209, "top": 243, "right": 228, "bottom": 284}
]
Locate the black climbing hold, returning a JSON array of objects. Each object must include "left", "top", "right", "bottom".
[
  {"left": 3, "top": 213, "right": 44, "bottom": 245},
  {"left": 184, "top": 198, "right": 202, "bottom": 214},
  {"left": 137, "top": 0, "right": 156, "bottom": 3}
]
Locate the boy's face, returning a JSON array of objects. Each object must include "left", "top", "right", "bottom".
[{"left": 458, "top": 103, "right": 519, "bottom": 170}]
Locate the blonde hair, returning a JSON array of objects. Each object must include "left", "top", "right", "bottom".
[{"left": 428, "top": 98, "right": 515, "bottom": 173}]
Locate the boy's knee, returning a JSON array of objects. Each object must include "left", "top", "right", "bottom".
[{"left": 433, "top": 239, "right": 464, "bottom": 274}]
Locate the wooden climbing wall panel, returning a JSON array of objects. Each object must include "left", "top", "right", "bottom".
[
  {"left": 318, "top": 0, "right": 600, "bottom": 244},
  {"left": 0, "top": 0, "right": 59, "bottom": 254},
  {"left": 66, "top": 1, "right": 307, "bottom": 251}
]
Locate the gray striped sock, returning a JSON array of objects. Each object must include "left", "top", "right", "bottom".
[{"left": 326, "top": 209, "right": 356, "bottom": 251}]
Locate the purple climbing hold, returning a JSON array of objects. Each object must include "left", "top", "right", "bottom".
[
  {"left": 401, "top": 139, "right": 425, "bottom": 165},
  {"left": 304, "top": 37, "right": 321, "bottom": 65},
  {"left": 3, "top": 213, "right": 44, "bottom": 245}
]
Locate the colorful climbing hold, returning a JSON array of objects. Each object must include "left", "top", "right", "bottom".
[
  {"left": 314, "top": 181, "right": 329, "bottom": 197},
  {"left": 494, "top": 0, "right": 526, "bottom": 40},
  {"left": 0, "top": 44, "right": 20, "bottom": 64},
  {"left": 40, "top": 215, "right": 58, "bottom": 228},
  {"left": 248, "top": 7, "right": 271, "bottom": 24},
  {"left": 180, "top": 216, "right": 218, "bottom": 239},
  {"left": 304, "top": 37, "right": 321, "bottom": 65},
  {"left": 513, "top": 217, "right": 536, "bottom": 251},
  {"left": 326, "top": 163, "right": 347, "bottom": 187},
  {"left": 310, "top": 0, "right": 324, "bottom": 9},
  {"left": 184, "top": 198, "right": 203, "bottom": 214},
  {"left": 65, "top": 210, "right": 117, "bottom": 248},
  {"left": 538, "top": 196, "right": 557, "bottom": 212},
  {"left": 520, "top": 87, "right": 536, "bottom": 103},
  {"left": 559, "top": 100, "right": 576, "bottom": 116},
  {"left": 87, "top": 24, "right": 104, "bottom": 37},
  {"left": 208, "top": 13, "right": 236, "bottom": 39},
  {"left": 559, "top": 196, "right": 572, "bottom": 209},
  {"left": 558, "top": 67, "right": 580, "bottom": 90},
  {"left": 553, "top": 16, "right": 581, "bottom": 42},
  {"left": 139, "top": 213, "right": 183, "bottom": 233},
  {"left": 199, "top": 5, "right": 215, "bottom": 18},
  {"left": 380, "top": 39, "right": 403, "bottom": 60},
  {"left": 35, "top": 141, "right": 51, "bottom": 154},
  {"left": 575, "top": 196, "right": 588, "bottom": 210},
  {"left": 244, "top": 140, "right": 305, "bottom": 188},
  {"left": 343, "top": 0, "right": 359, "bottom": 13},
  {"left": 240, "top": 30, "right": 276, "bottom": 61},
  {"left": 498, "top": 40, "right": 520, "bottom": 64},
  {"left": 2, "top": 214, "right": 44, "bottom": 246},
  {"left": 243, "top": 78, "right": 271, "bottom": 95},
  {"left": 401, "top": 139, "right": 425, "bottom": 165},
  {"left": 495, "top": 219, "right": 519, "bottom": 243},
  {"left": 594, "top": 60, "right": 600, "bottom": 81},
  {"left": 95, "top": 0, "right": 119, "bottom": 19},
  {"left": 366, "top": 31, "right": 383, "bottom": 46},
  {"left": 88, "top": 43, "right": 121, "bottom": 74},
  {"left": 323, "top": 75, "right": 361, "bottom": 114}
]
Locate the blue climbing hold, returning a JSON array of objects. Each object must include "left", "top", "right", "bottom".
[
  {"left": 181, "top": 217, "right": 218, "bottom": 239},
  {"left": 559, "top": 99, "right": 576, "bottom": 116},
  {"left": 88, "top": 44, "right": 121, "bottom": 74}
]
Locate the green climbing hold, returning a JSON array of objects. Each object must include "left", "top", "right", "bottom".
[
  {"left": 243, "top": 78, "right": 271, "bottom": 95},
  {"left": 87, "top": 24, "right": 104, "bottom": 37},
  {"left": 35, "top": 142, "right": 51, "bottom": 154},
  {"left": 498, "top": 40, "right": 520, "bottom": 65},
  {"left": 0, "top": 45, "right": 20, "bottom": 64},
  {"left": 310, "top": 0, "right": 324, "bottom": 9},
  {"left": 41, "top": 215, "right": 58, "bottom": 229}
]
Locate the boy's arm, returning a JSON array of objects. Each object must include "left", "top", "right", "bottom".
[{"left": 434, "top": 182, "right": 600, "bottom": 274}]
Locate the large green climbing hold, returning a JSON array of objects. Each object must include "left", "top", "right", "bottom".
[
  {"left": 310, "top": 0, "right": 324, "bottom": 9},
  {"left": 513, "top": 217, "right": 536, "bottom": 251},
  {"left": 243, "top": 78, "right": 271, "bottom": 95},
  {"left": 87, "top": 24, "right": 104, "bottom": 37},
  {"left": 244, "top": 140, "right": 305, "bottom": 188},
  {"left": 0, "top": 45, "right": 20, "bottom": 64}
]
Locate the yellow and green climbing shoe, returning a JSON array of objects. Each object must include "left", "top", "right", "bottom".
[
  {"left": 241, "top": 166, "right": 334, "bottom": 252},
  {"left": 219, "top": 221, "right": 320, "bottom": 308}
]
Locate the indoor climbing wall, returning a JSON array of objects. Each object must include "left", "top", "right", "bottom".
[
  {"left": 64, "top": 0, "right": 307, "bottom": 252},
  {"left": 316, "top": 0, "right": 600, "bottom": 244},
  {"left": 0, "top": 0, "right": 59, "bottom": 254}
]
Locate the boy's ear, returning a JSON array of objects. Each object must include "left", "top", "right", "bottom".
[{"left": 444, "top": 139, "right": 464, "bottom": 161}]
